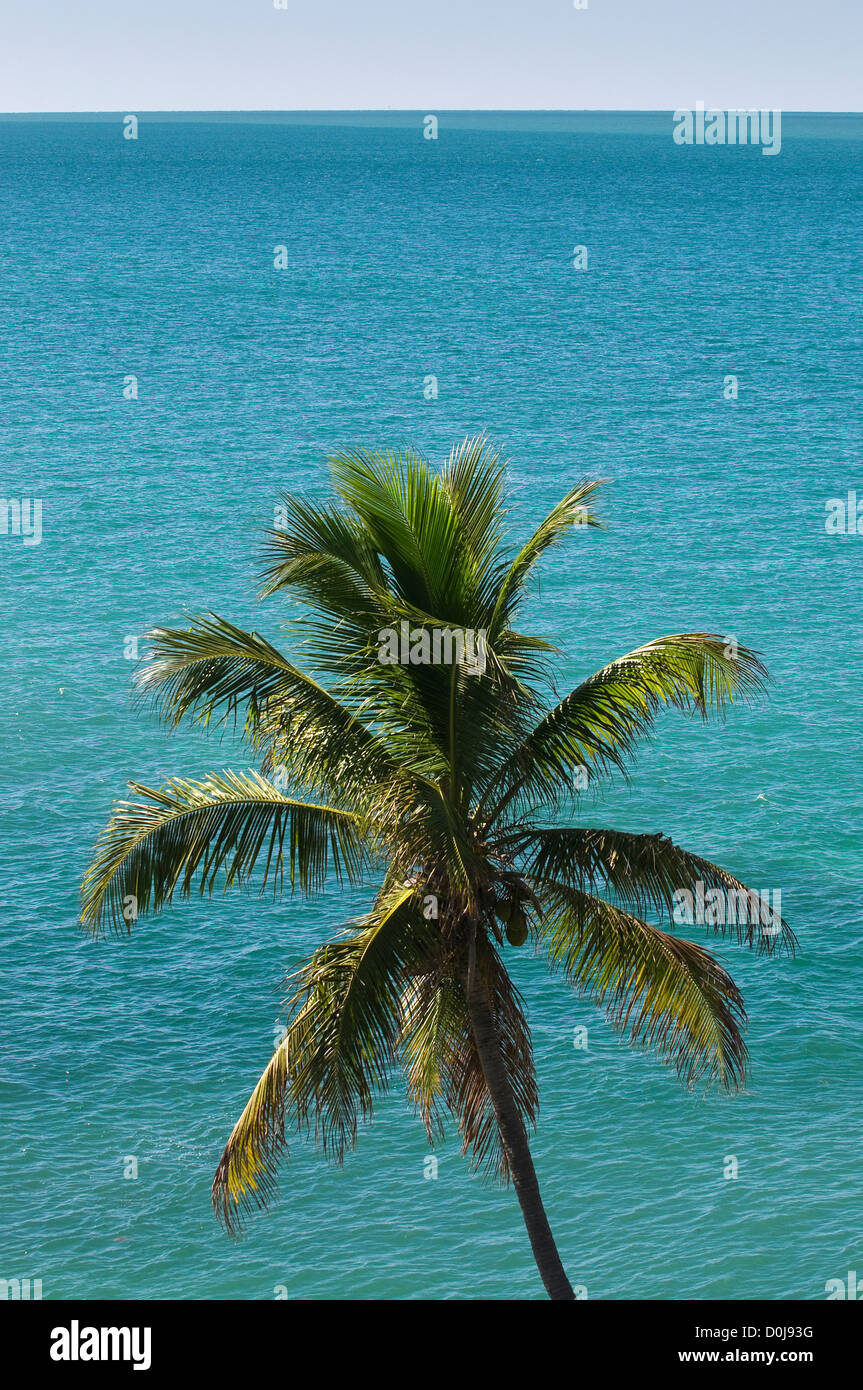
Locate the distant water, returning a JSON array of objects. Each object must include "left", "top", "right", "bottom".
[{"left": 2, "top": 113, "right": 862, "bottom": 1301}]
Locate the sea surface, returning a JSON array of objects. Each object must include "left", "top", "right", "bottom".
[{"left": 1, "top": 112, "right": 861, "bottom": 1301}]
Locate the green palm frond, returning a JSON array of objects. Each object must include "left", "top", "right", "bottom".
[
  {"left": 137, "top": 612, "right": 307, "bottom": 736},
  {"left": 327, "top": 447, "right": 471, "bottom": 616},
  {"left": 287, "top": 886, "right": 438, "bottom": 1160},
  {"left": 212, "top": 886, "right": 439, "bottom": 1230},
  {"left": 486, "top": 633, "right": 769, "bottom": 818},
  {"left": 489, "top": 479, "right": 604, "bottom": 633},
  {"left": 80, "top": 770, "right": 366, "bottom": 935},
  {"left": 532, "top": 879, "right": 749, "bottom": 1091},
  {"left": 512, "top": 825, "right": 795, "bottom": 954},
  {"left": 136, "top": 614, "right": 404, "bottom": 810},
  {"left": 211, "top": 1031, "right": 291, "bottom": 1234},
  {"left": 441, "top": 435, "right": 508, "bottom": 589},
  {"left": 260, "top": 492, "right": 387, "bottom": 605},
  {"left": 398, "top": 968, "right": 460, "bottom": 1142}
]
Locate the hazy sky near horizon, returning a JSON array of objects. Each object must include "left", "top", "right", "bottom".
[{"left": 1, "top": 0, "right": 860, "bottom": 113}]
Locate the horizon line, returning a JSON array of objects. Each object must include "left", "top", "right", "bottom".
[{"left": 1, "top": 107, "right": 862, "bottom": 117}]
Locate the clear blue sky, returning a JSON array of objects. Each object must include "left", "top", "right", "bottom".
[{"left": 2, "top": 0, "right": 860, "bottom": 112}]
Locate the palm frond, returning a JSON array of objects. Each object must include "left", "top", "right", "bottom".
[
  {"left": 397, "top": 968, "right": 459, "bottom": 1142},
  {"left": 328, "top": 447, "right": 471, "bottom": 616},
  {"left": 212, "top": 885, "right": 439, "bottom": 1230},
  {"left": 137, "top": 612, "right": 305, "bottom": 735},
  {"left": 136, "top": 613, "right": 405, "bottom": 811},
  {"left": 285, "top": 886, "right": 439, "bottom": 1159},
  {"left": 488, "top": 479, "right": 604, "bottom": 633},
  {"left": 80, "top": 770, "right": 365, "bottom": 935},
  {"left": 441, "top": 435, "right": 508, "bottom": 588},
  {"left": 532, "top": 878, "right": 749, "bottom": 1091},
  {"left": 512, "top": 825, "right": 795, "bottom": 954},
  {"left": 211, "top": 1033, "right": 291, "bottom": 1234},
  {"left": 260, "top": 492, "right": 387, "bottom": 609},
  {"left": 486, "top": 633, "right": 769, "bottom": 818}
]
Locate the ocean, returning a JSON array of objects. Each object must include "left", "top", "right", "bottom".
[{"left": 1, "top": 111, "right": 861, "bottom": 1300}]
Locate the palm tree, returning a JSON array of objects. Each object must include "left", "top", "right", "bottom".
[{"left": 80, "top": 438, "right": 793, "bottom": 1301}]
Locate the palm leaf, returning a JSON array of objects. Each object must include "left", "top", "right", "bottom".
[
  {"left": 212, "top": 886, "right": 438, "bottom": 1230},
  {"left": 328, "top": 447, "right": 469, "bottom": 615},
  {"left": 533, "top": 878, "right": 749, "bottom": 1091},
  {"left": 441, "top": 435, "right": 508, "bottom": 589},
  {"left": 486, "top": 633, "right": 769, "bottom": 818},
  {"left": 80, "top": 770, "right": 365, "bottom": 935},
  {"left": 488, "top": 479, "right": 604, "bottom": 633},
  {"left": 512, "top": 825, "right": 795, "bottom": 954},
  {"left": 211, "top": 1031, "right": 292, "bottom": 1234},
  {"left": 137, "top": 614, "right": 402, "bottom": 810}
]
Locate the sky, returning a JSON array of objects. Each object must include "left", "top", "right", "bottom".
[{"left": 1, "top": 0, "right": 860, "bottom": 113}]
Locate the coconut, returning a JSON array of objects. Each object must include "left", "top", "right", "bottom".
[
  {"left": 496, "top": 899, "right": 514, "bottom": 926},
  {"left": 505, "top": 906, "right": 528, "bottom": 947}
]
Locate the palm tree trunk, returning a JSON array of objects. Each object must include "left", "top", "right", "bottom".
[{"left": 464, "top": 967, "right": 575, "bottom": 1301}]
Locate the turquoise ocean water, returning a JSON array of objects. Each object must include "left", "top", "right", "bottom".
[{"left": 1, "top": 112, "right": 862, "bottom": 1300}]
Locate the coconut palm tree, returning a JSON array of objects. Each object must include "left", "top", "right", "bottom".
[{"left": 80, "top": 438, "right": 792, "bottom": 1301}]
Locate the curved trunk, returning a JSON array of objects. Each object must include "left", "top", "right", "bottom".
[{"left": 465, "top": 967, "right": 575, "bottom": 1301}]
